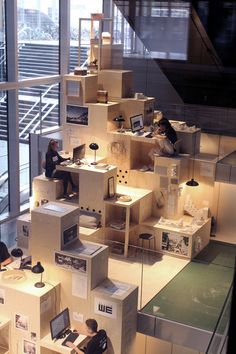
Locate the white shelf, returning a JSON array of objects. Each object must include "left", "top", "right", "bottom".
[{"left": 106, "top": 222, "right": 138, "bottom": 233}]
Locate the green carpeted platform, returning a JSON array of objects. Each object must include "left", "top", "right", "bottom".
[
  {"left": 194, "top": 241, "right": 236, "bottom": 268},
  {"left": 141, "top": 241, "right": 235, "bottom": 332}
]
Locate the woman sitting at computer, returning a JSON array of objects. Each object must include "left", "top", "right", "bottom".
[
  {"left": 149, "top": 117, "right": 177, "bottom": 159},
  {"left": 45, "top": 139, "right": 77, "bottom": 198}
]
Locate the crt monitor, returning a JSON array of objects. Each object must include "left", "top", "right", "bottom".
[
  {"left": 130, "top": 114, "right": 144, "bottom": 133},
  {"left": 50, "top": 308, "right": 70, "bottom": 340},
  {"left": 73, "top": 144, "right": 86, "bottom": 163}
]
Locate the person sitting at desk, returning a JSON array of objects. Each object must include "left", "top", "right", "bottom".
[
  {"left": 149, "top": 117, "right": 177, "bottom": 161},
  {"left": 66, "top": 319, "right": 107, "bottom": 354},
  {"left": 0, "top": 241, "right": 12, "bottom": 266},
  {"left": 45, "top": 139, "right": 77, "bottom": 199}
]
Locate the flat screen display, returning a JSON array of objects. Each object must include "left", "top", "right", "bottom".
[
  {"left": 130, "top": 114, "right": 144, "bottom": 133},
  {"left": 50, "top": 308, "right": 70, "bottom": 340},
  {"left": 73, "top": 144, "right": 86, "bottom": 163}
]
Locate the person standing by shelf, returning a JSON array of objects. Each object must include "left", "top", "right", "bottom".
[
  {"left": 66, "top": 319, "right": 107, "bottom": 354},
  {"left": 45, "top": 139, "right": 77, "bottom": 198}
]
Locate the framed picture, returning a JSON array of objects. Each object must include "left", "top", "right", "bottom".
[
  {"left": 23, "top": 339, "right": 36, "bottom": 354},
  {"left": 161, "top": 232, "right": 189, "bottom": 256},
  {"left": 15, "top": 313, "right": 29, "bottom": 331},
  {"left": 55, "top": 252, "right": 87, "bottom": 273},
  {"left": 66, "top": 105, "right": 88, "bottom": 126},
  {"left": 108, "top": 177, "right": 115, "bottom": 198}
]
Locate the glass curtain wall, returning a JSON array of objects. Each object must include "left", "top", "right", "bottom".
[
  {"left": 0, "top": 90, "right": 8, "bottom": 217},
  {"left": 18, "top": 0, "right": 59, "bottom": 79},
  {"left": 0, "top": 0, "right": 5, "bottom": 83},
  {"left": 0, "top": 1, "right": 8, "bottom": 218},
  {"left": 18, "top": 83, "right": 59, "bottom": 211},
  {"left": 17, "top": 1, "right": 60, "bottom": 212},
  {"left": 1, "top": 0, "right": 104, "bottom": 222},
  {"left": 0, "top": 0, "right": 62, "bottom": 221}
]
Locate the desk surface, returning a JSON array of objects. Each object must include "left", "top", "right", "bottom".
[
  {"left": 57, "top": 162, "right": 116, "bottom": 175},
  {"left": 142, "top": 216, "right": 210, "bottom": 236},
  {"left": 109, "top": 130, "right": 156, "bottom": 144},
  {"left": 0, "top": 269, "right": 59, "bottom": 297},
  {"left": 105, "top": 184, "right": 152, "bottom": 207},
  {"left": 40, "top": 332, "right": 87, "bottom": 353}
]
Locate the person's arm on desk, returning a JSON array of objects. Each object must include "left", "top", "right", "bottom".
[{"left": 66, "top": 341, "right": 84, "bottom": 353}]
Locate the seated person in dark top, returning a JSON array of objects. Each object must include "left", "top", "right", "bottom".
[
  {"left": 66, "top": 319, "right": 107, "bottom": 354},
  {"left": 45, "top": 139, "right": 77, "bottom": 198},
  {"left": 149, "top": 117, "right": 177, "bottom": 161},
  {"left": 0, "top": 241, "right": 12, "bottom": 266}
]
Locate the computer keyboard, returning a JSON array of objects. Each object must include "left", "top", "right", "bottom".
[
  {"left": 61, "top": 332, "right": 79, "bottom": 346},
  {"left": 134, "top": 131, "right": 152, "bottom": 138},
  {"left": 60, "top": 160, "right": 73, "bottom": 166}
]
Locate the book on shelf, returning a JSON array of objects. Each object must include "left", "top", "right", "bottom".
[{"left": 109, "top": 220, "right": 126, "bottom": 230}]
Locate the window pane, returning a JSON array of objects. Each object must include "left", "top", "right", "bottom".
[
  {"left": 0, "top": 90, "right": 9, "bottom": 217},
  {"left": 70, "top": 0, "right": 103, "bottom": 72},
  {"left": 18, "top": 83, "right": 60, "bottom": 209},
  {"left": 18, "top": 0, "right": 59, "bottom": 79},
  {"left": 0, "top": 0, "right": 6, "bottom": 82}
]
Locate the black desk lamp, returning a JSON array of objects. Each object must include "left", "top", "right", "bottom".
[
  {"left": 31, "top": 261, "right": 45, "bottom": 288},
  {"left": 89, "top": 143, "right": 99, "bottom": 165},
  {"left": 113, "top": 115, "right": 125, "bottom": 133},
  {"left": 186, "top": 178, "right": 199, "bottom": 187},
  {"left": 186, "top": 155, "right": 199, "bottom": 187}
]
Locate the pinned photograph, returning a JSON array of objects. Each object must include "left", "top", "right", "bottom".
[
  {"left": 23, "top": 339, "right": 36, "bottom": 354},
  {"left": 66, "top": 105, "right": 88, "bottom": 126},
  {"left": 15, "top": 314, "right": 29, "bottom": 331},
  {"left": 31, "top": 332, "right": 37, "bottom": 342}
]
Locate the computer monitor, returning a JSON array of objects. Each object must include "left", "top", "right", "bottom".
[
  {"left": 130, "top": 114, "right": 144, "bottom": 133},
  {"left": 73, "top": 144, "right": 86, "bottom": 163},
  {"left": 50, "top": 308, "right": 70, "bottom": 340},
  {"left": 62, "top": 224, "right": 78, "bottom": 248}
]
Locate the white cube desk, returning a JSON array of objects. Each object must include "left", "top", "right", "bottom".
[
  {"left": 56, "top": 162, "right": 117, "bottom": 217},
  {"left": 40, "top": 332, "right": 87, "bottom": 354}
]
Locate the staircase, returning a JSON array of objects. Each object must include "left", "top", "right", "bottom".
[
  {"left": 18, "top": 42, "right": 88, "bottom": 79},
  {"left": 0, "top": 43, "right": 88, "bottom": 141}
]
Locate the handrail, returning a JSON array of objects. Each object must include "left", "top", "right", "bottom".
[
  {"left": 19, "top": 102, "right": 50, "bottom": 137},
  {"left": 19, "top": 83, "right": 57, "bottom": 125},
  {"left": 19, "top": 83, "right": 58, "bottom": 138},
  {"left": 31, "top": 102, "right": 57, "bottom": 133},
  {"left": 205, "top": 285, "right": 233, "bottom": 353}
]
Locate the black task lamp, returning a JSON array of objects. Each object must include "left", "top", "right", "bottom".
[
  {"left": 113, "top": 115, "right": 125, "bottom": 133},
  {"left": 31, "top": 261, "right": 45, "bottom": 288},
  {"left": 89, "top": 143, "right": 99, "bottom": 165},
  {"left": 186, "top": 156, "right": 199, "bottom": 187},
  {"left": 186, "top": 178, "right": 199, "bottom": 187}
]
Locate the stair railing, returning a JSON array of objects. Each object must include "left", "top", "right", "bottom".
[{"left": 19, "top": 83, "right": 58, "bottom": 139}]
